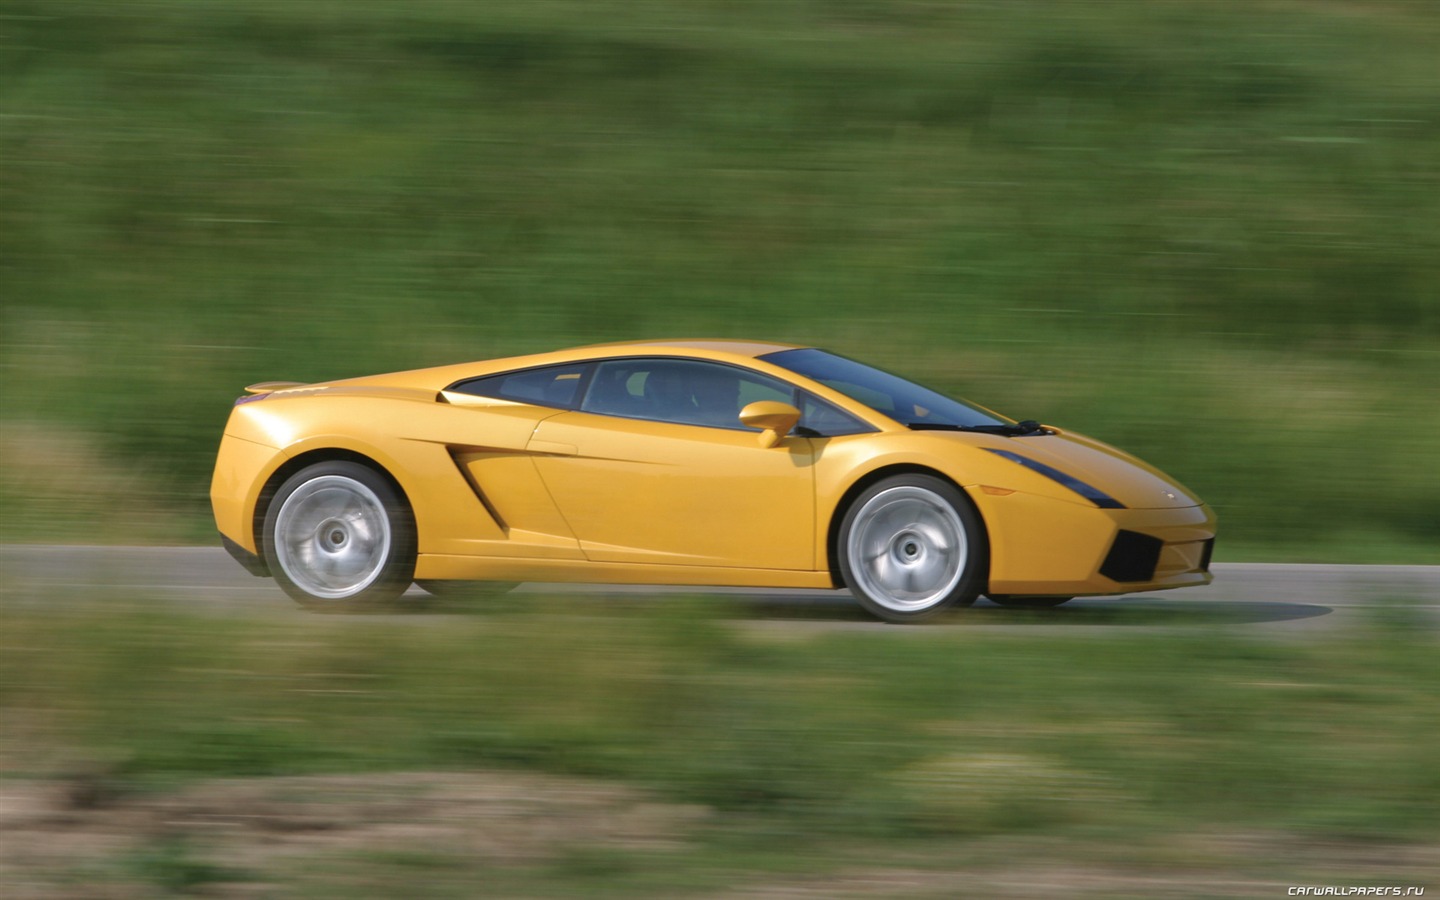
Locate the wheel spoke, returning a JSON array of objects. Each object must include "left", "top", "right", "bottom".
[
  {"left": 349, "top": 516, "right": 375, "bottom": 546},
  {"left": 860, "top": 523, "right": 893, "bottom": 560},
  {"left": 912, "top": 521, "right": 952, "bottom": 552},
  {"left": 303, "top": 491, "right": 352, "bottom": 528},
  {"left": 901, "top": 567, "right": 921, "bottom": 593},
  {"left": 912, "top": 553, "right": 946, "bottom": 588},
  {"left": 313, "top": 553, "right": 344, "bottom": 585},
  {"left": 868, "top": 503, "right": 910, "bottom": 535},
  {"left": 290, "top": 540, "right": 317, "bottom": 570},
  {"left": 871, "top": 554, "right": 898, "bottom": 589}
]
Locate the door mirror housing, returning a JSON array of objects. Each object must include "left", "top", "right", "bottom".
[{"left": 739, "top": 401, "right": 801, "bottom": 448}]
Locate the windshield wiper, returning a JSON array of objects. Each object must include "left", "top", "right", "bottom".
[{"left": 909, "top": 419, "right": 1048, "bottom": 437}]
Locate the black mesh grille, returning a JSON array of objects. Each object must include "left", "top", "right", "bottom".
[
  {"left": 1199, "top": 537, "right": 1215, "bottom": 572},
  {"left": 1100, "top": 530, "right": 1163, "bottom": 583}
]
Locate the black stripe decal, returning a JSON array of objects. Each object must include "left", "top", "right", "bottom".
[{"left": 983, "top": 449, "right": 1127, "bottom": 509}]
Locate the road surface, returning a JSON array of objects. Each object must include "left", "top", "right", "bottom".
[{"left": 2, "top": 545, "right": 1437, "bottom": 635}]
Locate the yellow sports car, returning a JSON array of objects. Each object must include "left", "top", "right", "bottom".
[{"left": 211, "top": 340, "right": 1215, "bottom": 622}]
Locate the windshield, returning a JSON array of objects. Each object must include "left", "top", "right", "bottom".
[{"left": 760, "top": 348, "right": 1010, "bottom": 429}]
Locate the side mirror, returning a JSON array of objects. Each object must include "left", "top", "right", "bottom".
[{"left": 738, "top": 401, "right": 801, "bottom": 448}]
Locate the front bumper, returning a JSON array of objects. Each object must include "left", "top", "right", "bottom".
[{"left": 971, "top": 488, "right": 1216, "bottom": 597}]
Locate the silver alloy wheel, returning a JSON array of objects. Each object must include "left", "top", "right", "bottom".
[
  {"left": 272, "top": 475, "right": 392, "bottom": 600},
  {"left": 845, "top": 485, "right": 968, "bottom": 612}
]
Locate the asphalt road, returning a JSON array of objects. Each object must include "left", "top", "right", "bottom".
[{"left": 2, "top": 545, "right": 1437, "bottom": 635}]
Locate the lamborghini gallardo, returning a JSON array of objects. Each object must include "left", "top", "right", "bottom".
[{"left": 211, "top": 340, "right": 1215, "bottom": 622}]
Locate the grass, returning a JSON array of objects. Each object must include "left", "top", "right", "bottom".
[
  {"left": 1, "top": 592, "right": 1436, "bottom": 893},
  {"left": 119, "top": 837, "right": 250, "bottom": 894},
  {"left": 2, "top": 0, "right": 1438, "bottom": 558}
]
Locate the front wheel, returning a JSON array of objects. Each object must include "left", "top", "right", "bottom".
[
  {"left": 837, "top": 474, "right": 987, "bottom": 623},
  {"left": 263, "top": 461, "right": 417, "bottom": 611}
]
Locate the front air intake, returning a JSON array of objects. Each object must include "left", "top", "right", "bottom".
[
  {"left": 1199, "top": 537, "right": 1215, "bottom": 573},
  {"left": 1100, "top": 530, "right": 1164, "bottom": 583}
]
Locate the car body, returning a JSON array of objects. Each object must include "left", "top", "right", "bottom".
[{"left": 211, "top": 339, "right": 1215, "bottom": 621}]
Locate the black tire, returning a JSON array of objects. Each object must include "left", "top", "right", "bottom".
[
  {"left": 987, "top": 595, "right": 1073, "bottom": 609},
  {"left": 837, "top": 474, "right": 987, "bottom": 623},
  {"left": 414, "top": 580, "right": 519, "bottom": 599},
  {"left": 262, "top": 461, "right": 417, "bottom": 611}
]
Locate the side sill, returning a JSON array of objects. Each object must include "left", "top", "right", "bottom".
[{"left": 414, "top": 554, "right": 836, "bottom": 589}]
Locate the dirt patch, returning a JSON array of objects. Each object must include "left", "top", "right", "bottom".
[
  {"left": 703, "top": 834, "right": 1440, "bottom": 899},
  {"left": 0, "top": 770, "right": 708, "bottom": 897},
  {"left": 4, "top": 772, "right": 1436, "bottom": 898}
]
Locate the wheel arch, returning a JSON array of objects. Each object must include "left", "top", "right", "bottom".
[
  {"left": 824, "top": 464, "right": 990, "bottom": 588},
  {"left": 252, "top": 448, "right": 413, "bottom": 563}
]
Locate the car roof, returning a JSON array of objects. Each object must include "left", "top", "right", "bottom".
[
  {"left": 322, "top": 339, "right": 812, "bottom": 391},
  {"left": 560, "top": 338, "right": 806, "bottom": 358}
]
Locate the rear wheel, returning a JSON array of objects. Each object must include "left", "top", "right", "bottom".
[
  {"left": 263, "top": 461, "right": 416, "bottom": 611},
  {"left": 837, "top": 474, "right": 986, "bottom": 623},
  {"left": 987, "top": 595, "right": 1073, "bottom": 609}
]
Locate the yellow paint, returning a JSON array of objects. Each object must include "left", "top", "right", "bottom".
[{"left": 212, "top": 339, "right": 1216, "bottom": 597}]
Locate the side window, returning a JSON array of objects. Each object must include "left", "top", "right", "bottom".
[
  {"left": 449, "top": 363, "right": 589, "bottom": 408},
  {"left": 797, "top": 393, "right": 872, "bottom": 437},
  {"left": 578, "top": 358, "right": 876, "bottom": 436},
  {"left": 582, "top": 359, "right": 797, "bottom": 430}
]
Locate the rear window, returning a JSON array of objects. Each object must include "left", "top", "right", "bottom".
[{"left": 448, "top": 363, "right": 590, "bottom": 408}]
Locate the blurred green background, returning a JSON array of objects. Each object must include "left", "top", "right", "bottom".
[
  {"left": 3, "top": 4, "right": 1438, "bottom": 894},
  {"left": 2, "top": 0, "right": 1437, "bottom": 558}
]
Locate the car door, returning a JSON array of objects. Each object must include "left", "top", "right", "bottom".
[
  {"left": 422, "top": 363, "right": 593, "bottom": 559},
  {"left": 527, "top": 358, "right": 818, "bottom": 570}
]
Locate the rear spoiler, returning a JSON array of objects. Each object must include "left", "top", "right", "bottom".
[
  {"left": 234, "top": 383, "right": 438, "bottom": 406},
  {"left": 244, "top": 381, "right": 307, "bottom": 394}
]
